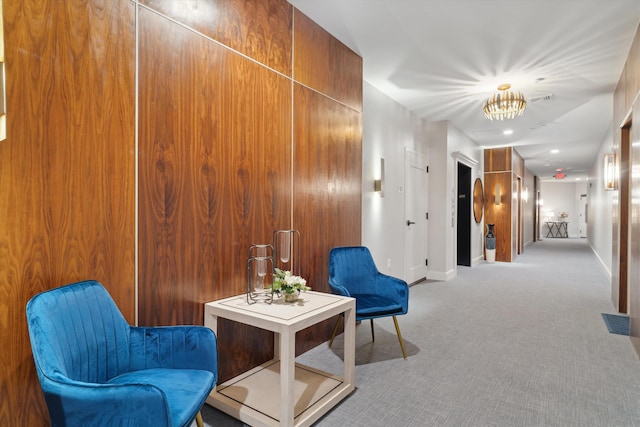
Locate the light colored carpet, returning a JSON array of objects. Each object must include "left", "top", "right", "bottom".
[{"left": 199, "top": 239, "right": 640, "bottom": 426}]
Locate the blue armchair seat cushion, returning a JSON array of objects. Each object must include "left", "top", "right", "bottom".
[
  {"left": 108, "top": 368, "right": 215, "bottom": 427},
  {"left": 352, "top": 293, "right": 404, "bottom": 318}
]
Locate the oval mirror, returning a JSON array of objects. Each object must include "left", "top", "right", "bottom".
[{"left": 473, "top": 178, "right": 484, "bottom": 223}]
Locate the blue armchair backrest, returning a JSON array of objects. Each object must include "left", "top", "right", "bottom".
[
  {"left": 27, "top": 281, "right": 132, "bottom": 385},
  {"left": 329, "top": 246, "right": 379, "bottom": 295}
]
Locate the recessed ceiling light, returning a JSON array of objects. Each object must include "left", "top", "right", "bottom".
[
  {"left": 503, "top": 129, "right": 514, "bottom": 135},
  {"left": 576, "top": 177, "right": 582, "bottom": 181},
  {"left": 551, "top": 149, "right": 559, "bottom": 154}
]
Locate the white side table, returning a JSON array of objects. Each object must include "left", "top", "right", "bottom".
[{"left": 204, "top": 291, "right": 355, "bottom": 427}]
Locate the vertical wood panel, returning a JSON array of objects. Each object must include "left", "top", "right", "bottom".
[
  {"left": 483, "top": 172, "right": 512, "bottom": 262},
  {"left": 484, "top": 147, "right": 518, "bottom": 262},
  {"left": 618, "top": 127, "right": 630, "bottom": 313},
  {"left": 484, "top": 147, "right": 511, "bottom": 172},
  {"left": 628, "top": 102, "right": 640, "bottom": 355},
  {"left": 626, "top": 25, "right": 640, "bottom": 112},
  {"left": 611, "top": 126, "right": 631, "bottom": 313},
  {"left": 293, "top": 83, "right": 362, "bottom": 352},
  {"left": 0, "top": 1, "right": 136, "bottom": 425},
  {"left": 140, "top": 0, "right": 292, "bottom": 77},
  {"left": 293, "top": 9, "right": 363, "bottom": 112},
  {"left": 138, "top": 7, "right": 292, "bottom": 320},
  {"left": 138, "top": 8, "right": 291, "bottom": 381},
  {"left": 614, "top": 70, "right": 628, "bottom": 127},
  {"left": 512, "top": 150, "right": 524, "bottom": 178}
]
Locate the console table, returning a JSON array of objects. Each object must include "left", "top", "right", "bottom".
[
  {"left": 204, "top": 291, "right": 355, "bottom": 427},
  {"left": 545, "top": 221, "right": 569, "bottom": 238}
]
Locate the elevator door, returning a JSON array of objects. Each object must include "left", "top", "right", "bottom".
[{"left": 457, "top": 163, "right": 471, "bottom": 266}]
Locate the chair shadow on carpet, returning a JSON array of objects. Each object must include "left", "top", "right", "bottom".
[{"left": 328, "top": 324, "right": 419, "bottom": 364}]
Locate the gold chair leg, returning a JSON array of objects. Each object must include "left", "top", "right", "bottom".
[
  {"left": 392, "top": 316, "right": 407, "bottom": 359},
  {"left": 196, "top": 411, "right": 204, "bottom": 427},
  {"left": 328, "top": 315, "right": 342, "bottom": 347},
  {"left": 370, "top": 319, "right": 375, "bottom": 342}
]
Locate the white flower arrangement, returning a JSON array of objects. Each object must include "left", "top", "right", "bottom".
[{"left": 271, "top": 268, "right": 311, "bottom": 295}]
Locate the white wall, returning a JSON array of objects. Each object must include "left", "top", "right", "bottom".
[
  {"left": 361, "top": 82, "right": 429, "bottom": 278},
  {"left": 362, "top": 83, "right": 483, "bottom": 282},
  {"left": 540, "top": 180, "right": 587, "bottom": 238},
  {"left": 587, "top": 123, "right": 615, "bottom": 277},
  {"left": 423, "top": 121, "right": 449, "bottom": 279}
]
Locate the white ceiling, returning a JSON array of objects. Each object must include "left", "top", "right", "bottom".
[{"left": 289, "top": 0, "right": 640, "bottom": 181}]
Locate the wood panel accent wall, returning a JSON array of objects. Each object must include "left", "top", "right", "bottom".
[
  {"left": 612, "top": 125, "right": 631, "bottom": 314},
  {"left": 293, "top": 9, "right": 363, "bottom": 112},
  {"left": 140, "top": 0, "right": 292, "bottom": 76},
  {"left": 137, "top": 1, "right": 362, "bottom": 383},
  {"left": 1, "top": 0, "right": 362, "bottom": 423},
  {"left": 615, "top": 22, "right": 640, "bottom": 355},
  {"left": 483, "top": 147, "right": 526, "bottom": 262},
  {"left": 626, "top": 27, "right": 640, "bottom": 111},
  {"left": 482, "top": 171, "right": 513, "bottom": 262},
  {"left": 629, "top": 103, "right": 640, "bottom": 355},
  {"left": 138, "top": 6, "right": 292, "bottom": 381},
  {"left": 512, "top": 149, "right": 525, "bottom": 178},
  {"left": 485, "top": 147, "right": 511, "bottom": 172},
  {"left": 292, "top": 83, "right": 362, "bottom": 352},
  {"left": 615, "top": 22, "right": 640, "bottom": 127},
  {"left": 0, "top": 1, "right": 136, "bottom": 425},
  {"left": 138, "top": 6, "right": 292, "bottom": 324}
]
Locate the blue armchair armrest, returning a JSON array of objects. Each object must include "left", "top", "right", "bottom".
[
  {"left": 328, "top": 282, "right": 351, "bottom": 298},
  {"left": 374, "top": 273, "right": 409, "bottom": 315},
  {"left": 130, "top": 326, "right": 218, "bottom": 378},
  {"left": 42, "top": 378, "right": 171, "bottom": 427}
]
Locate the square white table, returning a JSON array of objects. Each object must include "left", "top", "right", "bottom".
[{"left": 204, "top": 291, "right": 355, "bottom": 427}]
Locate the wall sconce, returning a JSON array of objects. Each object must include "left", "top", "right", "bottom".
[
  {"left": 522, "top": 187, "right": 529, "bottom": 203},
  {"left": 604, "top": 152, "right": 618, "bottom": 191},
  {"left": 374, "top": 158, "right": 385, "bottom": 197},
  {"left": 495, "top": 183, "right": 501, "bottom": 206}
]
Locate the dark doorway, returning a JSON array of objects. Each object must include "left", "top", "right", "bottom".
[{"left": 457, "top": 163, "right": 472, "bottom": 266}]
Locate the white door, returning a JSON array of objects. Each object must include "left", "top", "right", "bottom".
[
  {"left": 404, "top": 150, "right": 429, "bottom": 283},
  {"left": 578, "top": 193, "right": 587, "bottom": 237}
]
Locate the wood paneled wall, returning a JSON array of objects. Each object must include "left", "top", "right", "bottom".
[
  {"left": 630, "top": 104, "right": 640, "bottom": 355},
  {"left": 138, "top": 5, "right": 293, "bottom": 325},
  {"left": 0, "top": 1, "right": 136, "bottom": 425},
  {"left": 483, "top": 171, "right": 513, "bottom": 262},
  {"left": 617, "top": 22, "right": 640, "bottom": 354},
  {"left": 140, "top": 0, "right": 293, "bottom": 76},
  {"left": 1, "top": 0, "right": 362, "bottom": 424},
  {"left": 483, "top": 147, "right": 525, "bottom": 262},
  {"left": 613, "top": 23, "right": 639, "bottom": 317},
  {"left": 293, "top": 10, "right": 363, "bottom": 111},
  {"left": 292, "top": 83, "right": 362, "bottom": 351}
]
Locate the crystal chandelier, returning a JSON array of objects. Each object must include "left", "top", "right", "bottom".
[{"left": 483, "top": 83, "right": 527, "bottom": 120}]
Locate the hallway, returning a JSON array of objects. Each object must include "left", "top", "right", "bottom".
[{"left": 203, "top": 239, "right": 640, "bottom": 426}]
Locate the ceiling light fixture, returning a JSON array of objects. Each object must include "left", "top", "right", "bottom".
[{"left": 483, "top": 83, "right": 527, "bottom": 121}]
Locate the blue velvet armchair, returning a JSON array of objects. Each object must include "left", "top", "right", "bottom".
[
  {"left": 26, "top": 280, "right": 218, "bottom": 427},
  {"left": 328, "top": 246, "right": 409, "bottom": 359}
]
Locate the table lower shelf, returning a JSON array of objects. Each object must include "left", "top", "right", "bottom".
[{"left": 207, "top": 359, "right": 354, "bottom": 427}]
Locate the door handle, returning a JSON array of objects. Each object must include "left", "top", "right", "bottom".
[{"left": 407, "top": 220, "right": 416, "bottom": 226}]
